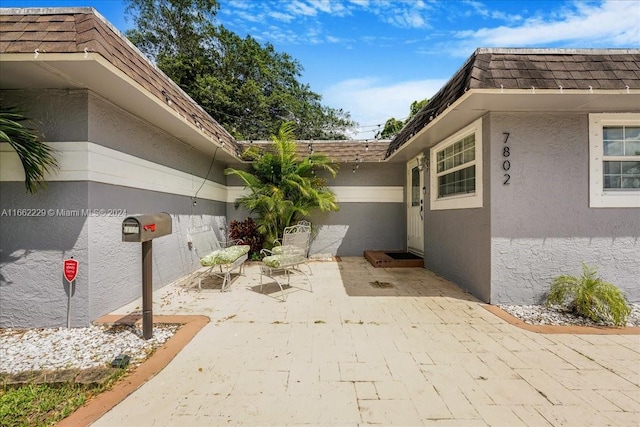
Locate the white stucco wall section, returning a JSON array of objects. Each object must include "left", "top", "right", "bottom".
[
  {"left": 1, "top": 141, "right": 227, "bottom": 202},
  {"left": 330, "top": 186, "right": 403, "bottom": 203}
]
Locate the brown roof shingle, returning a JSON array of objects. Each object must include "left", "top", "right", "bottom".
[
  {"left": 386, "top": 48, "right": 640, "bottom": 158},
  {"left": 236, "top": 140, "right": 389, "bottom": 163}
]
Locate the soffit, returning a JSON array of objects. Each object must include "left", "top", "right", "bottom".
[
  {"left": 0, "top": 54, "right": 240, "bottom": 163},
  {"left": 0, "top": 9, "right": 239, "bottom": 163},
  {"left": 386, "top": 89, "right": 640, "bottom": 163}
]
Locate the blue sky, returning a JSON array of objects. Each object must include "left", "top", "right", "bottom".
[{"left": 4, "top": 0, "right": 639, "bottom": 138}]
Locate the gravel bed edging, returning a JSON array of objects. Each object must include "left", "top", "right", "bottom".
[
  {"left": 485, "top": 304, "right": 640, "bottom": 335},
  {"left": 56, "top": 315, "right": 209, "bottom": 427}
]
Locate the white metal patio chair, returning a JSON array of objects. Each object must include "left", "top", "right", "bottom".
[
  {"left": 259, "top": 223, "right": 312, "bottom": 301},
  {"left": 188, "top": 225, "right": 250, "bottom": 291},
  {"left": 272, "top": 219, "right": 313, "bottom": 275}
]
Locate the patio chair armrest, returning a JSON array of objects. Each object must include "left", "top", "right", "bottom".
[
  {"left": 260, "top": 248, "right": 275, "bottom": 256},
  {"left": 224, "top": 238, "right": 244, "bottom": 247}
]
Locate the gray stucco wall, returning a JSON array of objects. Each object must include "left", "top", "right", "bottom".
[
  {"left": 0, "top": 181, "right": 226, "bottom": 327},
  {"left": 489, "top": 112, "right": 640, "bottom": 304},
  {"left": 0, "top": 89, "right": 229, "bottom": 327},
  {"left": 1, "top": 89, "right": 89, "bottom": 142},
  {"left": 1, "top": 182, "right": 90, "bottom": 327},
  {"left": 423, "top": 116, "right": 492, "bottom": 302},
  {"left": 86, "top": 182, "right": 227, "bottom": 321},
  {"left": 316, "top": 163, "right": 405, "bottom": 256},
  {"left": 309, "top": 203, "right": 405, "bottom": 256},
  {"left": 226, "top": 162, "right": 405, "bottom": 256},
  {"left": 88, "top": 92, "right": 227, "bottom": 183}
]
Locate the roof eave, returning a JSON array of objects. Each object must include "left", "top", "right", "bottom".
[
  {"left": 385, "top": 88, "right": 640, "bottom": 163},
  {"left": 0, "top": 52, "right": 241, "bottom": 163}
]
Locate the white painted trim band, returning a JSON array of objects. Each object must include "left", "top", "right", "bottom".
[
  {"left": 1, "top": 141, "right": 228, "bottom": 202},
  {"left": 227, "top": 186, "right": 403, "bottom": 203},
  {"left": 1, "top": 142, "right": 403, "bottom": 204}
]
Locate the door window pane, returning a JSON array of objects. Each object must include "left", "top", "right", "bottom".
[{"left": 411, "top": 166, "right": 420, "bottom": 206}]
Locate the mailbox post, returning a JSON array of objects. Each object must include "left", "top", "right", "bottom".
[{"left": 122, "top": 213, "right": 172, "bottom": 339}]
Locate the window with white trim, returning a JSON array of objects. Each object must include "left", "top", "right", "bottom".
[
  {"left": 589, "top": 113, "right": 640, "bottom": 208},
  {"left": 430, "top": 118, "right": 483, "bottom": 210}
]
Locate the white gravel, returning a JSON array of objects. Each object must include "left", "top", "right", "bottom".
[
  {"left": 499, "top": 303, "right": 640, "bottom": 327},
  {"left": 0, "top": 324, "right": 178, "bottom": 375}
]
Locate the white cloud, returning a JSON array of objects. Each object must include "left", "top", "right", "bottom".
[
  {"left": 322, "top": 78, "right": 447, "bottom": 139},
  {"left": 309, "top": 0, "right": 349, "bottom": 16},
  {"left": 387, "top": 10, "right": 427, "bottom": 28},
  {"left": 260, "top": 26, "right": 302, "bottom": 44},
  {"left": 268, "top": 11, "right": 295, "bottom": 23},
  {"left": 372, "top": 0, "right": 433, "bottom": 29},
  {"left": 461, "top": 0, "right": 522, "bottom": 22},
  {"left": 234, "top": 10, "right": 263, "bottom": 24},
  {"left": 225, "top": 0, "right": 254, "bottom": 10},
  {"left": 287, "top": 1, "right": 318, "bottom": 17},
  {"left": 456, "top": 0, "right": 640, "bottom": 48}
]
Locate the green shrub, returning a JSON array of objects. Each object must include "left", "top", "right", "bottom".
[{"left": 546, "top": 263, "right": 631, "bottom": 327}]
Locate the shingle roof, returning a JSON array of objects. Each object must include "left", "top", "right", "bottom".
[
  {"left": 386, "top": 48, "right": 640, "bottom": 158},
  {"left": 0, "top": 8, "right": 239, "bottom": 154},
  {"left": 237, "top": 140, "right": 389, "bottom": 163}
]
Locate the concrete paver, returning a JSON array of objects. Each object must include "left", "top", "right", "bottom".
[{"left": 93, "top": 257, "right": 640, "bottom": 426}]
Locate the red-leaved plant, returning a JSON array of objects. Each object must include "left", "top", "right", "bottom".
[{"left": 229, "top": 218, "right": 264, "bottom": 259}]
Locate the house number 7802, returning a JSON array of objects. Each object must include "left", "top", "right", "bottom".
[{"left": 502, "top": 132, "right": 511, "bottom": 185}]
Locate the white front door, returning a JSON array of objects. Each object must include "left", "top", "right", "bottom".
[{"left": 407, "top": 156, "right": 424, "bottom": 256}]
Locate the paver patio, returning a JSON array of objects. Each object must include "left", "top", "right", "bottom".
[{"left": 93, "top": 257, "right": 640, "bottom": 426}]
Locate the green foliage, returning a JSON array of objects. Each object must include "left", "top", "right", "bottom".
[
  {"left": 125, "top": 0, "right": 219, "bottom": 59},
  {"left": 124, "top": 0, "right": 356, "bottom": 140},
  {"left": 0, "top": 383, "right": 85, "bottom": 426},
  {"left": 378, "top": 98, "right": 428, "bottom": 139},
  {"left": 225, "top": 122, "right": 338, "bottom": 245},
  {"left": 228, "top": 218, "right": 264, "bottom": 258},
  {"left": 546, "top": 263, "right": 631, "bottom": 327},
  {"left": 378, "top": 118, "right": 404, "bottom": 139},
  {"left": 0, "top": 107, "right": 59, "bottom": 194},
  {"left": 0, "top": 369, "right": 124, "bottom": 427}
]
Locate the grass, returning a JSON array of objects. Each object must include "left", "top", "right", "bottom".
[{"left": 0, "top": 369, "right": 125, "bottom": 427}]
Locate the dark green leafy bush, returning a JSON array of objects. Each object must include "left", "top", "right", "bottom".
[{"left": 546, "top": 263, "right": 631, "bottom": 327}]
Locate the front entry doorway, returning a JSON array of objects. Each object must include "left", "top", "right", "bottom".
[{"left": 407, "top": 155, "right": 424, "bottom": 256}]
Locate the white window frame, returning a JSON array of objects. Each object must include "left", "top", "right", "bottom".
[
  {"left": 589, "top": 113, "right": 640, "bottom": 208},
  {"left": 430, "top": 118, "right": 483, "bottom": 210}
]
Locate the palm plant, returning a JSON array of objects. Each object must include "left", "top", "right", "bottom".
[
  {"left": 0, "top": 107, "right": 58, "bottom": 193},
  {"left": 546, "top": 263, "right": 631, "bottom": 327},
  {"left": 225, "top": 121, "right": 339, "bottom": 246}
]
